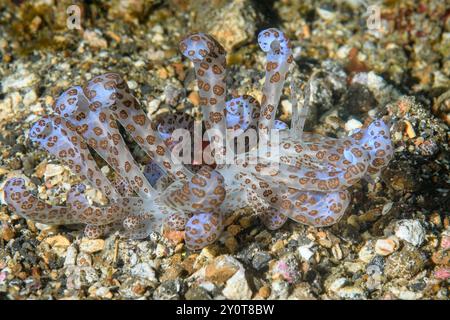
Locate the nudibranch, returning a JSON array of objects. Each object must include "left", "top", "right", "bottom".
[{"left": 2, "top": 28, "right": 393, "bottom": 250}]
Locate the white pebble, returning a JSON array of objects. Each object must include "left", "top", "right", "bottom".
[
  {"left": 336, "top": 286, "right": 367, "bottom": 299},
  {"left": 83, "top": 30, "right": 107, "bottom": 49},
  {"left": 375, "top": 236, "right": 400, "bottom": 256},
  {"left": 100, "top": 166, "right": 110, "bottom": 175},
  {"left": 316, "top": 7, "right": 336, "bottom": 21},
  {"left": 134, "top": 60, "right": 146, "bottom": 68},
  {"left": 2, "top": 69, "right": 39, "bottom": 92},
  {"left": 29, "top": 102, "right": 43, "bottom": 113},
  {"left": 79, "top": 238, "right": 105, "bottom": 253},
  {"left": 358, "top": 240, "right": 376, "bottom": 263},
  {"left": 147, "top": 99, "right": 161, "bottom": 114},
  {"left": 336, "top": 45, "right": 352, "bottom": 60},
  {"left": 345, "top": 118, "right": 363, "bottom": 132},
  {"left": 155, "top": 243, "right": 168, "bottom": 258},
  {"left": 223, "top": 269, "right": 252, "bottom": 300},
  {"left": 64, "top": 245, "right": 78, "bottom": 267},
  {"left": 269, "top": 279, "right": 290, "bottom": 299},
  {"left": 395, "top": 220, "right": 425, "bottom": 247},
  {"left": 381, "top": 202, "right": 393, "bottom": 215},
  {"left": 368, "top": 108, "right": 377, "bottom": 118},
  {"left": 352, "top": 71, "right": 387, "bottom": 92},
  {"left": 329, "top": 277, "right": 348, "bottom": 292},
  {"left": 127, "top": 80, "right": 138, "bottom": 90},
  {"left": 10, "top": 92, "right": 22, "bottom": 109},
  {"left": 95, "top": 287, "right": 113, "bottom": 299},
  {"left": 131, "top": 262, "right": 157, "bottom": 282},
  {"left": 23, "top": 90, "right": 38, "bottom": 107},
  {"left": 0, "top": 95, "right": 13, "bottom": 122},
  {"left": 44, "top": 164, "right": 66, "bottom": 178},
  {"left": 34, "top": 222, "right": 57, "bottom": 232},
  {"left": 298, "top": 244, "right": 315, "bottom": 261}
]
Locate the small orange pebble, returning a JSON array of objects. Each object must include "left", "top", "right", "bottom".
[
  {"left": 227, "top": 224, "right": 243, "bottom": 236},
  {"left": 49, "top": 270, "right": 59, "bottom": 281},
  {"left": 188, "top": 91, "right": 200, "bottom": 106},
  {"left": 174, "top": 243, "right": 184, "bottom": 253},
  {"left": 157, "top": 67, "right": 169, "bottom": 79},
  {"left": 26, "top": 220, "right": 38, "bottom": 233},
  {"left": 17, "top": 271, "right": 28, "bottom": 280},
  {"left": 132, "top": 283, "right": 147, "bottom": 295},
  {"left": 223, "top": 212, "right": 240, "bottom": 227},
  {"left": 239, "top": 216, "right": 253, "bottom": 229},
  {"left": 105, "top": 30, "right": 121, "bottom": 43},
  {"left": 205, "top": 260, "right": 239, "bottom": 284},
  {"left": 171, "top": 62, "right": 186, "bottom": 81},
  {"left": 1, "top": 224, "right": 15, "bottom": 241},
  {"left": 301, "top": 261, "right": 310, "bottom": 273},
  {"left": 346, "top": 47, "right": 368, "bottom": 75},
  {"left": 258, "top": 286, "right": 271, "bottom": 299},
  {"left": 271, "top": 239, "right": 285, "bottom": 253},
  {"left": 302, "top": 25, "right": 311, "bottom": 39},
  {"left": 224, "top": 236, "right": 239, "bottom": 253},
  {"left": 317, "top": 231, "right": 327, "bottom": 239},
  {"left": 431, "top": 250, "right": 449, "bottom": 266},
  {"left": 444, "top": 216, "right": 449, "bottom": 229},
  {"left": 414, "top": 136, "right": 424, "bottom": 146},
  {"left": 31, "top": 266, "right": 41, "bottom": 279},
  {"left": 163, "top": 229, "right": 185, "bottom": 245},
  {"left": 44, "top": 95, "right": 54, "bottom": 107},
  {"left": 403, "top": 120, "right": 416, "bottom": 138},
  {"left": 3, "top": 53, "right": 12, "bottom": 63},
  {"left": 429, "top": 212, "right": 442, "bottom": 227},
  {"left": 160, "top": 265, "right": 184, "bottom": 282},
  {"left": 181, "top": 254, "right": 198, "bottom": 275},
  {"left": 169, "top": 253, "right": 183, "bottom": 265}
]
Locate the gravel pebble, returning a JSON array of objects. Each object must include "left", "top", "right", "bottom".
[{"left": 79, "top": 239, "right": 105, "bottom": 254}]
